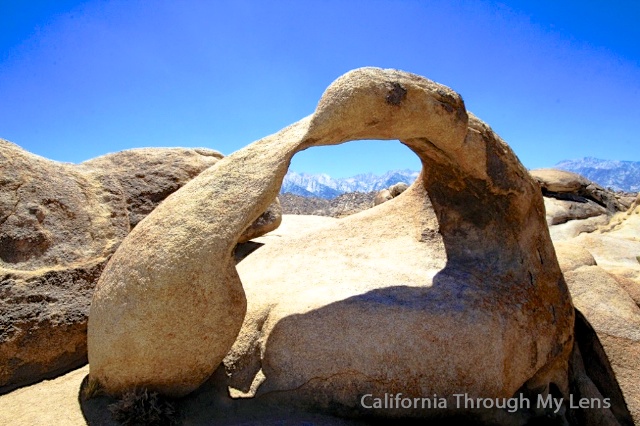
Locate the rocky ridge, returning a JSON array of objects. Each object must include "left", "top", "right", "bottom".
[
  {"left": 281, "top": 169, "right": 418, "bottom": 199},
  {"left": 280, "top": 192, "right": 376, "bottom": 217},
  {"left": 556, "top": 157, "right": 640, "bottom": 192},
  {"left": 281, "top": 171, "right": 637, "bottom": 220}
]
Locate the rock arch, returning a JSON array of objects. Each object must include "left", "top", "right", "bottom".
[{"left": 87, "top": 68, "right": 574, "bottom": 406}]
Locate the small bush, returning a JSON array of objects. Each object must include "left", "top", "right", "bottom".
[{"left": 108, "top": 387, "right": 179, "bottom": 426}]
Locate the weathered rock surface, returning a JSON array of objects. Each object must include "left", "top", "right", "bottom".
[
  {"left": 563, "top": 265, "right": 640, "bottom": 425},
  {"left": 530, "top": 168, "right": 631, "bottom": 241},
  {"left": 372, "top": 188, "right": 392, "bottom": 205},
  {"left": 88, "top": 67, "right": 574, "bottom": 424},
  {"left": 0, "top": 365, "right": 91, "bottom": 426},
  {"left": 389, "top": 181, "right": 409, "bottom": 197},
  {"left": 531, "top": 168, "right": 626, "bottom": 212},
  {"left": 543, "top": 197, "right": 608, "bottom": 226},
  {"left": 79, "top": 147, "right": 223, "bottom": 229},
  {"left": 553, "top": 196, "right": 640, "bottom": 424},
  {"left": 0, "top": 141, "right": 280, "bottom": 393},
  {"left": 532, "top": 169, "right": 588, "bottom": 193},
  {"left": 0, "top": 362, "right": 377, "bottom": 426},
  {"left": 373, "top": 182, "right": 408, "bottom": 206}
]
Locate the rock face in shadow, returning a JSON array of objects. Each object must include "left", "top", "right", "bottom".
[
  {"left": 0, "top": 141, "right": 280, "bottom": 394},
  {"left": 554, "top": 195, "right": 640, "bottom": 424},
  {"left": 88, "top": 67, "right": 574, "bottom": 424},
  {"left": 568, "top": 310, "right": 634, "bottom": 426}
]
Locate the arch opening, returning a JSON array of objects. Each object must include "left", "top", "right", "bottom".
[{"left": 87, "top": 68, "right": 575, "bottom": 416}]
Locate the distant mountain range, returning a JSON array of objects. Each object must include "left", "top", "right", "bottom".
[
  {"left": 281, "top": 158, "right": 639, "bottom": 199},
  {"left": 555, "top": 157, "right": 640, "bottom": 192},
  {"left": 281, "top": 170, "right": 419, "bottom": 199}
]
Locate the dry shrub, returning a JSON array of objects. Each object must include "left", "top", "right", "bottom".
[{"left": 108, "top": 387, "right": 179, "bottom": 426}]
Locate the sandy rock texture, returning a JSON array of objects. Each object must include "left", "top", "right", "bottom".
[
  {"left": 0, "top": 362, "right": 377, "bottom": 426},
  {"left": 530, "top": 168, "right": 629, "bottom": 240},
  {"left": 0, "top": 366, "right": 89, "bottom": 426},
  {"left": 373, "top": 181, "right": 408, "bottom": 206},
  {"left": 0, "top": 141, "right": 264, "bottom": 393},
  {"left": 553, "top": 194, "right": 640, "bottom": 424},
  {"left": 88, "top": 67, "right": 575, "bottom": 424}
]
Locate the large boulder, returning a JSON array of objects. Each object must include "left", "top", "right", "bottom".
[
  {"left": 530, "top": 168, "right": 629, "bottom": 241},
  {"left": 531, "top": 169, "right": 589, "bottom": 193},
  {"left": 531, "top": 168, "right": 626, "bottom": 212},
  {"left": 0, "top": 141, "right": 280, "bottom": 393},
  {"left": 372, "top": 188, "right": 392, "bottom": 205},
  {"left": 373, "top": 182, "right": 408, "bottom": 206},
  {"left": 563, "top": 264, "right": 640, "bottom": 425},
  {"left": 553, "top": 196, "right": 640, "bottom": 424},
  {"left": 88, "top": 67, "right": 574, "bottom": 424}
]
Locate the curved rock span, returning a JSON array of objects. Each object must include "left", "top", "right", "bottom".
[{"left": 88, "top": 68, "right": 575, "bottom": 419}]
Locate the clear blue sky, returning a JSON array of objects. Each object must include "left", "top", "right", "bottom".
[{"left": 1, "top": 0, "right": 638, "bottom": 177}]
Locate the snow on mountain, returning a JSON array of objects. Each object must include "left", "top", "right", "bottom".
[
  {"left": 282, "top": 157, "right": 640, "bottom": 199},
  {"left": 281, "top": 169, "right": 419, "bottom": 199},
  {"left": 554, "top": 157, "right": 640, "bottom": 192}
]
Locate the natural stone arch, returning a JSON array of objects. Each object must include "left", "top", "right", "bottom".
[{"left": 87, "top": 68, "right": 574, "bottom": 402}]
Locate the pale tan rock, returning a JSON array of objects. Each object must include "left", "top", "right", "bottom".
[
  {"left": 0, "top": 366, "right": 89, "bottom": 426},
  {"left": 374, "top": 182, "right": 410, "bottom": 206},
  {"left": 531, "top": 169, "right": 589, "bottom": 193},
  {"left": 568, "top": 197, "right": 640, "bottom": 296},
  {"left": 0, "top": 363, "right": 374, "bottom": 425},
  {"left": 617, "top": 195, "right": 637, "bottom": 210},
  {"left": 228, "top": 179, "right": 596, "bottom": 421},
  {"left": 600, "top": 193, "right": 640, "bottom": 240},
  {"left": 86, "top": 68, "right": 576, "bottom": 422},
  {"left": 554, "top": 241, "right": 597, "bottom": 272},
  {"left": 551, "top": 188, "right": 640, "bottom": 423},
  {"left": 532, "top": 168, "right": 631, "bottom": 245},
  {"left": 570, "top": 310, "right": 633, "bottom": 425},
  {"left": 373, "top": 188, "right": 392, "bottom": 205},
  {"left": 543, "top": 197, "right": 607, "bottom": 226},
  {"left": 572, "top": 233, "right": 640, "bottom": 274},
  {"left": 228, "top": 180, "right": 576, "bottom": 421},
  {"left": 608, "top": 270, "right": 640, "bottom": 307},
  {"left": 79, "top": 147, "right": 223, "bottom": 228},
  {"left": 252, "top": 214, "right": 338, "bottom": 244},
  {"left": 564, "top": 265, "right": 640, "bottom": 424},
  {"left": 0, "top": 140, "right": 129, "bottom": 270},
  {"left": 549, "top": 215, "right": 611, "bottom": 241},
  {"left": 0, "top": 141, "right": 225, "bottom": 393},
  {"left": 389, "top": 182, "right": 408, "bottom": 197},
  {"left": 0, "top": 140, "right": 280, "bottom": 394},
  {"left": 531, "top": 168, "right": 626, "bottom": 213}
]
